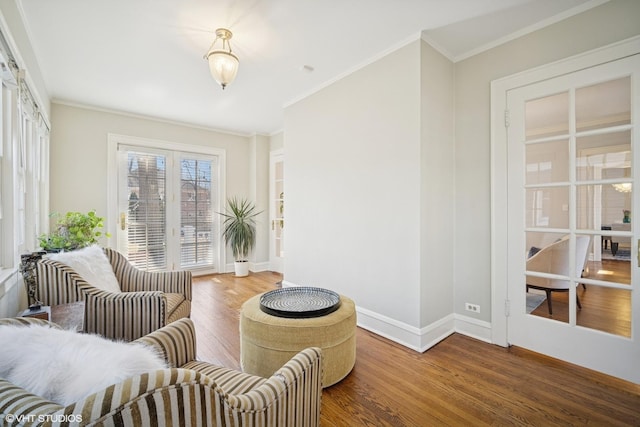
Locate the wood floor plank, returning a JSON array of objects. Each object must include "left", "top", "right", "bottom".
[
  {"left": 191, "top": 272, "right": 640, "bottom": 426},
  {"left": 531, "top": 259, "right": 632, "bottom": 337}
]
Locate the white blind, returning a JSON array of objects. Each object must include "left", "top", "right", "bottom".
[
  {"left": 125, "top": 151, "right": 167, "bottom": 271},
  {"left": 180, "top": 157, "right": 215, "bottom": 268}
]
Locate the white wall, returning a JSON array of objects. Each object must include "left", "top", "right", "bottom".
[
  {"left": 50, "top": 103, "right": 270, "bottom": 269},
  {"left": 454, "top": 0, "right": 640, "bottom": 322},
  {"left": 249, "top": 134, "right": 270, "bottom": 270},
  {"left": 285, "top": 40, "right": 457, "bottom": 349},
  {"left": 419, "top": 42, "right": 455, "bottom": 327},
  {"left": 270, "top": 132, "right": 284, "bottom": 151}
]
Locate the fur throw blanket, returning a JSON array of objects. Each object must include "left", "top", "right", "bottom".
[{"left": 0, "top": 324, "right": 167, "bottom": 406}]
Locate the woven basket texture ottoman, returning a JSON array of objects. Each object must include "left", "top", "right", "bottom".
[{"left": 240, "top": 293, "right": 356, "bottom": 387}]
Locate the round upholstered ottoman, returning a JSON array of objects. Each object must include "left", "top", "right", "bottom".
[{"left": 240, "top": 293, "right": 356, "bottom": 387}]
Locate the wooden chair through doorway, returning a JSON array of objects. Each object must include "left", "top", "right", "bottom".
[{"left": 526, "top": 236, "right": 590, "bottom": 315}]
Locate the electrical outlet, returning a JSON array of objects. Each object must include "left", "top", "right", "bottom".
[{"left": 465, "top": 303, "right": 480, "bottom": 313}]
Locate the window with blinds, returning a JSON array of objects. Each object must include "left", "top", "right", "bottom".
[
  {"left": 180, "top": 157, "right": 215, "bottom": 268},
  {"left": 116, "top": 143, "right": 220, "bottom": 273},
  {"left": 125, "top": 152, "right": 167, "bottom": 271}
]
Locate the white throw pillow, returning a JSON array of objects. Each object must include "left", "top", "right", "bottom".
[
  {"left": 0, "top": 324, "right": 167, "bottom": 406},
  {"left": 48, "top": 245, "right": 121, "bottom": 293}
]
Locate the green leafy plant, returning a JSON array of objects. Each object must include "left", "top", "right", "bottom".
[
  {"left": 38, "top": 210, "right": 110, "bottom": 251},
  {"left": 219, "top": 197, "right": 261, "bottom": 261}
]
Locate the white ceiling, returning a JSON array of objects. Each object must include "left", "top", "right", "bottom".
[{"left": 16, "top": 0, "right": 602, "bottom": 136}]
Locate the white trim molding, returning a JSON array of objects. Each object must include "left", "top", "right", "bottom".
[
  {"left": 250, "top": 261, "right": 270, "bottom": 272},
  {"left": 355, "top": 306, "right": 454, "bottom": 352},
  {"left": 356, "top": 308, "right": 493, "bottom": 352},
  {"left": 220, "top": 261, "right": 270, "bottom": 275},
  {"left": 454, "top": 314, "right": 492, "bottom": 344},
  {"left": 280, "top": 280, "right": 488, "bottom": 351}
]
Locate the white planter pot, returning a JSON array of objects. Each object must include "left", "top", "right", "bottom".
[{"left": 234, "top": 260, "right": 249, "bottom": 277}]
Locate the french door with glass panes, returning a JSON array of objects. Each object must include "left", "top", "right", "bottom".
[
  {"left": 505, "top": 54, "right": 639, "bottom": 384},
  {"left": 112, "top": 140, "right": 222, "bottom": 274}
]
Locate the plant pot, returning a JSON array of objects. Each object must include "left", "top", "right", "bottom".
[{"left": 234, "top": 261, "right": 250, "bottom": 277}]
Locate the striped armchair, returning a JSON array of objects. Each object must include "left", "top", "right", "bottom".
[
  {"left": 35, "top": 247, "right": 191, "bottom": 341},
  {"left": 0, "top": 317, "right": 323, "bottom": 426}
]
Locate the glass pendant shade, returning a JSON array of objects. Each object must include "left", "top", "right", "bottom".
[
  {"left": 204, "top": 28, "right": 239, "bottom": 90},
  {"left": 612, "top": 182, "right": 632, "bottom": 193},
  {"left": 206, "top": 50, "right": 239, "bottom": 89}
]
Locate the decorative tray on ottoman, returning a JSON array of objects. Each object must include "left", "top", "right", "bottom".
[{"left": 260, "top": 287, "right": 341, "bottom": 318}]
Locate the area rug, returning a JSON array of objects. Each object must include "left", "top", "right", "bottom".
[
  {"left": 526, "top": 293, "right": 546, "bottom": 314},
  {"left": 601, "top": 249, "right": 631, "bottom": 261}
]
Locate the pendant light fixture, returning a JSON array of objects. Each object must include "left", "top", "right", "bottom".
[
  {"left": 612, "top": 182, "right": 632, "bottom": 193},
  {"left": 204, "top": 28, "right": 239, "bottom": 90},
  {"left": 612, "top": 165, "right": 633, "bottom": 193}
]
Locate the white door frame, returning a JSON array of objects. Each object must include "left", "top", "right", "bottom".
[
  {"left": 106, "top": 133, "right": 226, "bottom": 273},
  {"left": 269, "top": 149, "right": 284, "bottom": 273},
  {"left": 491, "top": 36, "right": 640, "bottom": 348}
]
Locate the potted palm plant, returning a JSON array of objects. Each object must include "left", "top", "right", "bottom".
[{"left": 219, "top": 197, "right": 261, "bottom": 277}]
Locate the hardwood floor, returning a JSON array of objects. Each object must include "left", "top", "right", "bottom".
[
  {"left": 191, "top": 272, "right": 640, "bottom": 426},
  {"left": 530, "top": 259, "right": 632, "bottom": 337}
]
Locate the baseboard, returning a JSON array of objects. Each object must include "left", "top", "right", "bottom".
[
  {"left": 453, "top": 313, "right": 492, "bottom": 343},
  {"left": 356, "top": 307, "right": 456, "bottom": 352},
  {"left": 420, "top": 314, "right": 457, "bottom": 351},
  {"left": 222, "top": 261, "right": 270, "bottom": 274},
  {"left": 276, "top": 280, "right": 491, "bottom": 351},
  {"left": 250, "top": 261, "right": 270, "bottom": 272}
]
